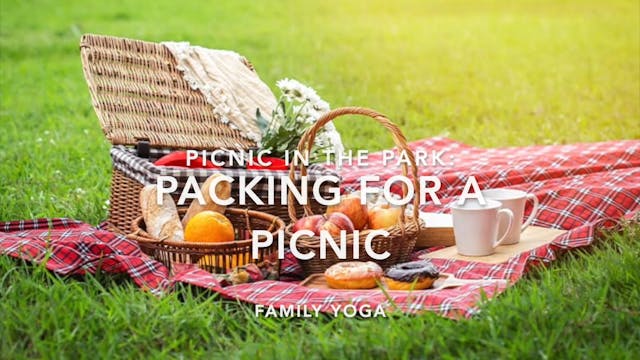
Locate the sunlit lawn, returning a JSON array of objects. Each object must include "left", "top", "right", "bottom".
[{"left": 1, "top": 0, "right": 639, "bottom": 358}]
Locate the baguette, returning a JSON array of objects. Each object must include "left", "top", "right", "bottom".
[
  {"left": 182, "top": 173, "right": 232, "bottom": 227},
  {"left": 139, "top": 185, "right": 184, "bottom": 241}
]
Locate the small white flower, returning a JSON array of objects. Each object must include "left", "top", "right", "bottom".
[
  {"left": 327, "top": 130, "right": 345, "bottom": 157},
  {"left": 294, "top": 103, "right": 321, "bottom": 122},
  {"left": 317, "top": 120, "right": 345, "bottom": 159},
  {"left": 302, "top": 88, "right": 320, "bottom": 104},
  {"left": 291, "top": 89, "right": 307, "bottom": 102},
  {"left": 276, "top": 78, "right": 297, "bottom": 92},
  {"left": 276, "top": 78, "right": 319, "bottom": 103},
  {"left": 280, "top": 92, "right": 293, "bottom": 101},
  {"left": 324, "top": 121, "right": 337, "bottom": 132},
  {"left": 276, "top": 78, "right": 297, "bottom": 101},
  {"left": 315, "top": 133, "right": 329, "bottom": 147},
  {"left": 261, "top": 78, "right": 342, "bottom": 162},
  {"left": 312, "top": 99, "right": 330, "bottom": 113},
  {"left": 292, "top": 104, "right": 304, "bottom": 115}
]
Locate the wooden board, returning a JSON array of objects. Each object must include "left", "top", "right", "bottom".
[
  {"left": 416, "top": 227, "right": 455, "bottom": 248},
  {"left": 300, "top": 273, "right": 507, "bottom": 291},
  {"left": 416, "top": 212, "right": 455, "bottom": 248},
  {"left": 300, "top": 274, "right": 375, "bottom": 291},
  {"left": 419, "top": 226, "right": 567, "bottom": 264}
]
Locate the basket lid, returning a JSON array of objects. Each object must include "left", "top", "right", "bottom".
[{"left": 80, "top": 34, "right": 258, "bottom": 150}]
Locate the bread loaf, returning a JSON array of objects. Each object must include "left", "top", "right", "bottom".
[
  {"left": 182, "top": 173, "right": 232, "bottom": 227},
  {"left": 139, "top": 185, "right": 184, "bottom": 242}
]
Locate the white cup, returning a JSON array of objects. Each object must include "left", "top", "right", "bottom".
[
  {"left": 450, "top": 199, "right": 514, "bottom": 256},
  {"left": 482, "top": 189, "right": 539, "bottom": 245}
]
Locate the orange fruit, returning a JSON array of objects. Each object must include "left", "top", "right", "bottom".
[{"left": 184, "top": 211, "right": 235, "bottom": 243}]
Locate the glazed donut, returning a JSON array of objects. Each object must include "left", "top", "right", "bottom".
[
  {"left": 384, "top": 260, "right": 440, "bottom": 290},
  {"left": 324, "top": 261, "right": 383, "bottom": 289}
]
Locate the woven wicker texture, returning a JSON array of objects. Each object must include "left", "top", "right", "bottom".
[
  {"left": 109, "top": 168, "right": 145, "bottom": 234},
  {"left": 286, "top": 107, "right": 421, "bottom": 275},
  {"left": 80, "top": 34, "right": 256, "bottom": 150},
  {"left": 129, "top": 208, "right": 284, "bottom": 273}
]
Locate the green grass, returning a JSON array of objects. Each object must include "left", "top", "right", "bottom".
[
  {"left": 1, "top": 0, "right": 639, "bottom": 358},
  {"left": 1, "top": 226, "right": 638, "bottom": 359}
]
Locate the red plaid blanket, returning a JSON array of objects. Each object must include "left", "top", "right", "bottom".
[{"left": 2, "top": 138, "right": 639, "bottom": 318}]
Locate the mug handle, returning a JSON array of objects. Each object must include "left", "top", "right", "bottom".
[
  {"left": 494, "top": 209, "right": 514, "bottom": 248},
  {"left": 521, "top": 194, "right": 539, "bottom": 232}
]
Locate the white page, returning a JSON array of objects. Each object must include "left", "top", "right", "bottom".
[{"left": 419, "top": 212, "right": 453, "bottom": 228}]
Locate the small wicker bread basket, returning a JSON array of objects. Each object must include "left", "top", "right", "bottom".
[
  {"left": 285, "top": 107, "right": 422, "bottom": 276},
  {"left": 128, "top": 208, "right": 284, "bottom": 273}
]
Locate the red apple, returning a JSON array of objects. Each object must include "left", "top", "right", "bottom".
[
  {"left": 326, "top": 193, "right": 368, "bottom": 230},
  {"left": 292, "top": 215, "right": 326, "bottom": 234},
  {"left": 317, "top": 212, "right": 355, "bottom": 237},
  {"left": 368, "top": 204, "right": 402, "bottom": 230}
]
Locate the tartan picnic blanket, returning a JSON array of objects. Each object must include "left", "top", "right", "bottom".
[{"left": 1, "top": 138, "right": 639, "bottom": 319}]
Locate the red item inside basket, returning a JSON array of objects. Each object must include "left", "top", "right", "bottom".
[
  {"left": 247, "top": 157, "right": 288, "bottom": 171},
  {"left": 154, "top": 152, "right": 288, "bottom": 170},
  {"left": 154, "top": 151, "right": 220, "bottom": 169}
]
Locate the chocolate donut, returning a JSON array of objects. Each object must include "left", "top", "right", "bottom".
[{"left": 384, "top": 260, "right": 440, "bottom": 290}]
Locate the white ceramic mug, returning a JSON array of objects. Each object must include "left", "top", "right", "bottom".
[
  {"left": 450, "top": 199, "right": 514, "bottom": 256},
  {"left": 482, "top": 189, "right": 539, "bottom": 245}
]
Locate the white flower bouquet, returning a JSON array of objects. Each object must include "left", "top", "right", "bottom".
[{"left": 256, "top": 79, "right": 344, "bottom": 162}]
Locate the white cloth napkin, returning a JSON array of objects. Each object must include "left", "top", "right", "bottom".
[{"left": 162, "top": 41, "right": 277, "bottom": 143}]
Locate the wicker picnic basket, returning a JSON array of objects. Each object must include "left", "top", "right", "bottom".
[
  {"left": 79, "top": 34, "right": 335, "bottom": 234},
  {"left": 128, "top": 208, "right": 284, "bottom": 273},
  {"left": 286, "top": 107, "right": 422, "bottom": 276}
]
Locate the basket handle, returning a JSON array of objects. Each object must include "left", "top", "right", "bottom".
[{"left": 287, "top": 107, "right": 421, "bottom": 229}]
